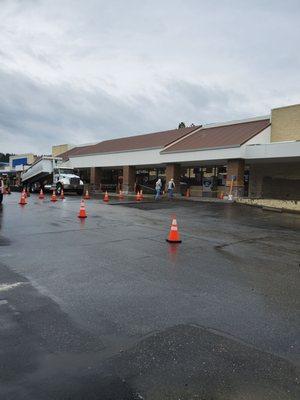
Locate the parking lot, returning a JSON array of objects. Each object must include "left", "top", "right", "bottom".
[{"left": 0, "top": 193, "right": 299, "bottom": 399}]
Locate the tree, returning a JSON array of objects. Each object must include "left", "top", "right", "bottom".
[
  {"left": 0, "top": 153, "right": 12, "bottom": 163},
  {"left": 178, "top": 122, "right": 186, "bottom": 129}
]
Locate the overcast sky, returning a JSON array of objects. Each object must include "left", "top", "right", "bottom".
[{"left": 0, "top": 0, "right": 299, "bottom": 154}]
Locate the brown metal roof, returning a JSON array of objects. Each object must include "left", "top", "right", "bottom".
[
  {"left": 161, "top": 119, "right": 270, "bottom": 153},
  {"left": 63, "top": 126, "right": 200, "bottom": 158}
]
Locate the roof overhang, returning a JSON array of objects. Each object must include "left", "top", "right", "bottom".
[
  {"left": 67, "top": 139, "right": 300, "bottom": 168},
  {"left": 70, "top": 146, "right": 163, "bottom": 158}
]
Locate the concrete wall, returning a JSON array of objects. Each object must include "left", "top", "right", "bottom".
[
  {"left": 245, "top": 125, "right": 271, "bottom": 145},
  {"left": 271, "top": 104, "right": 300, "bottom": 142},
  {"left": 244, "top": 141, "right": 300, "bottom": 160},
  {"left": 249, "top": 162, "right": 300, "bottom": 200}
]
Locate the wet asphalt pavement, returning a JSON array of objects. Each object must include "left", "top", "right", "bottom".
[{"left": 0, "top": 193, "right": 299, "bottom": 399}]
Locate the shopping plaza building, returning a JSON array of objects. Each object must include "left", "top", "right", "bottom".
[{"left": 59, "top": 103, "right": 300, "bottom": 199}]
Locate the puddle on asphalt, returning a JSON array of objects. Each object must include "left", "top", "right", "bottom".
[
  {"left": 79, "top": 218, "right": 87, "bottom": 228},
  {"left": 167, "top": 243, "right": 180, "bottom": 262},
  {"left": 28, "top": 375, "right": 142, "bottom": 400},
  {"left": 117, "top": 202, "right": 179, "bottom": 210},
  {"left": 0, "top": 236, "right": 11, "bottom": 246}
]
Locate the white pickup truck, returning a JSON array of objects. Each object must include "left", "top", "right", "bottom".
[{"left": 21, "top": 156, "right": 84, "bottom": 195}]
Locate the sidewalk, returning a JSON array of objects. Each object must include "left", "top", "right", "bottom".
[
  {"left": 236, "top": 198, "right": 300, "bottom": 214},
  {"left": 91, "top": 191, "right": 234, "bottom": 203},
  {"left": 177, "top": 195, "right": 233, "bottom": 204}
]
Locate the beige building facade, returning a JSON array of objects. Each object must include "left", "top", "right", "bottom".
[
  {"left": 271, "top": 104, "right": 300, "bottom": 142},
  {"left": 52, "top": 144, "right": 74, "bottom": 157}
]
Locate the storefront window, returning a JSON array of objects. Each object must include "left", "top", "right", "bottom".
[
  {"left": 180, "top": 165, "right": 227, "bottom": 188},
  {"left": 180, "top": 167, "right": 202, "bottom": 185},
  {"left": 77, "top": 168, "right": 91, "bottom": 184},
  {"left": 101, "top": 169, "right": 122, "bottom": 184},
  {"left": 216, "top": 166, "right": 227, "bottom": 186},
  {"left": 136, "top": 168, "right": 166, "bottom": 188}
]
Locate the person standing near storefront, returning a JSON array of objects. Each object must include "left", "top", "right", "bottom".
[
  {"left": 0, "top": 177, "right": 4, "bottom": 204},
  {"left": 167, "top": 178, "right": 175, "bottom": 199},
  {"left": 155, "top": 178, "right": 162, "bottom": 200}
]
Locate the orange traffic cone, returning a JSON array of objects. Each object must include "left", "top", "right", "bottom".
[
  {"left": 22, "top": 188, "right": 27, "bottom": 198},
  {"left": 19, "top": 191, "right": 27, "bottom": 205},
  {"left": 39, "top": 189, "right": 45, "bottom": 199},
  {"left": 103, "top": 191, "right": 109, "bottom": 202},
  {"left": 51, "top": 190, "right": 57, "bottom": 202},
  {"left": 166, "top": 217, "right": 182, "bottom": 243},
  {"left": 140, "top": 190, "right": 144, "bottom": 200},
  {"left": 118, "top": 190, "right": 124, "bottom": 200},
  {"left": 185, "top": 188, "right": 190, "bottom": 198},
  {"left": 78, "top": 199, "right": 87, "bottom": 218},
  {"left": 136, "top": 191, "right": 141, "bottom": 201},
  {"left": 84, "top": 189, "right": 90, "bottom": 200},
  {"left": 60, "top": 189, "right": 65, "bottom": 200}
]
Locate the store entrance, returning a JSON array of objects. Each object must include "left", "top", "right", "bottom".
[
  {"left": 101, "top": 168, "right": 123, "bottom": 192},
  {"left": 135, "top": 167, "right": 166, "bottom": 194},
  {"left": 180, "top": 165, "right": 227, "bottom": 197}
]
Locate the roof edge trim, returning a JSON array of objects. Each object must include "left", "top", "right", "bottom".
[
  {"left": 162, "top": 125, "right": 203, "bottom": 152},
  {"left": 161, "top": 144, "right": 241, "bottom": 154},
  {"left": 69, "top": 146, "right": 164, "bottom": 158},
  {"left": 202, "top": 115, "right": 270, "bottom": 129}
]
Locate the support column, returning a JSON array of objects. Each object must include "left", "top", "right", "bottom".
[
  {"left": 248, "top": 164, "right": 263, "bottom": 198},
  {"left": 123, "top": 166, "right": 135, "bottom": 193},
  {"left": 90, "top": 167, "right": 102, "bottom": 186},
  {"left": 165, "top": 163, "right": 181, "bottom": 193},
  {"left": 226, "top": 159, "right": 245, "bottom": 197}
]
